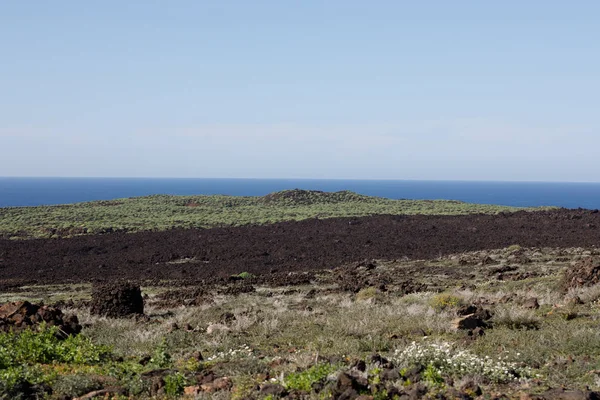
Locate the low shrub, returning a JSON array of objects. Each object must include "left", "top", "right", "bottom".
[
  {"left": 236, "top": 272, "right": 255, "bottom": 280},
  {"left": 0, "top": 325, "right": 110, "bottom": 397},
  {"left": 284, "top": 363, "right": 341, "bottom": 392},
  {"left": 428, "top": 293, "right": 464, "bottom": 311},
  {"left": 164, "top": 372, "right": 188, "bottom": 397},
  {"left": 393, "top": 341, "right": 536, "bottom": 383},
  {"left": 356, "top": 287, "right": 381, "bottom": 301}
]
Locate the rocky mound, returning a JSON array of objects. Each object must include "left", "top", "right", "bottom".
[
  {"left": 562, "top": 257, "right": 600, "bottom": 291},
  {"left": 261, "top": 189, "right": 369, "bottom": 205},
  {"left": 0, "top": 301, "right": 81, "bottom": 337},
  {"left": 90, "top": 282, "right": 144, "bottom": 318}
]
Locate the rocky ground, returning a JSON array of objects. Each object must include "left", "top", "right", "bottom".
[
  {"left": 1, "top": 209, "right": 599, "bottom": 287},
  {"left": 2, "top": 245, "right": 600, "bottom": 399}
]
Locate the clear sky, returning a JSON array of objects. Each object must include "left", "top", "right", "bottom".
[{"left": 1, "top": 1, "right": 599, "bottom": 181}]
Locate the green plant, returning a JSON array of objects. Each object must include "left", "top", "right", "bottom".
[
  {"left": 507, "top": 244, "right": 522, "bottom": 252},
  {"left": 284, "top": 363, "right": 340, "bottom": 392},
  {"left": 356, "top": 287, "right": 380, "bottom": 301},
  {"left": 0, "top": 365, "right": 48, "bottom": 399},
  {"left": 393, "top": 341, "right": 535, "bottom": 383},
  {"left": 150, "top": 338, "right": 172, "bottom": 368},
  {"left": 428, "top": 293, "right": 464, "bottom": 311},
  {"left": 52, "top": 374, "right": 103, "bottom": 398},
  {"left": 423, "top": 364, "right": 444, "bottom": 386},
  {"left": 164, "top": 372, "right": 188, "bottom": 397},
  {"left": 236, "top": 272, "right": 255, "bottom": 280},
  {"left": 0, "top": 326, "right": 110, "bottom": 397},
  {"left": 0, "top": 325, "right": 110, "bottom": 368},
  {"left": 0, "top": 190, "right": 534, "bottom": 239}
]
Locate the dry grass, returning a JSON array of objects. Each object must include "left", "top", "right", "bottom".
[{"left": 4, "top": 246, "right": 600, "bottom": 398}]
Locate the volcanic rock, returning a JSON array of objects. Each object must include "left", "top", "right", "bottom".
[{"left": 90, "top": 282, "right": 144, "bottom": 318}]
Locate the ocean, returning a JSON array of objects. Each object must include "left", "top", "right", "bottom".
[{"left": 1, "top": 177, "right": 600, "bottom": 209}]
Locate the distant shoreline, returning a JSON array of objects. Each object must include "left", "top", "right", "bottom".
[{"left": 1, "top": 177, "right": 600, "bottom": 209}]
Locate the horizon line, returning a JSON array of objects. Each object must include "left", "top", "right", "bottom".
[{"left": 2, "top": 176, "right": 600, "bottom": 184}]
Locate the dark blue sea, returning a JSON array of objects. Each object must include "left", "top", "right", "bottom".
[{"left": 1, "top": 177, "right": 599, "bottom": 209}]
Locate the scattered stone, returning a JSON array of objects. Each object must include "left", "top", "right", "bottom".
[
  {"left": 409, "top": 328, "right": 428, "bottom": 337},
  {"left": 350, "top": 359, "right": 366, "bottom": 372},
  {"left": 0, "top": 301, "right": 81, "bottom": 337},
  {"left": 460, "top": 379, "right": 482, "bottom": 397},
  {"left": 90, "top": 282, "right": 144, "bottom": 318},
  {"left": 402, "top": 365, "right": 423, "bottom": 384},
  {"left": 333, "top": 372, "right": 369, "bottom": 398},
  {"left": 380, "top": 368, "right": 400, "bottom": 382},
  {"left": 200, "top": 376, "right": 232, "bottom": 393},
  {"left": 404, "top": 383, "right": 428, "bottom": 400},
  {"left": 260, "top": 383, "right": 288, "bottom": 397},
  {"left": 190, "top": 351, "right": 203, "bottom": 362},
  {"left": 523, "top": 297, "right": 540, "bottom": 309},
  {"left": 369, "top": 354, "right": 391, "bottom": 367},
  {"left": 452, "top": 307, "right": 492, "bottom": 330},
  {"left": 183, "top": 385, "right": 200, "bottom": 396},
  {"left": 220, "top": 312, "right": 236, "bottom": 324},
  {"left": 139, "top": 355, "right": 152, "bottom": 366},
  {"left": 217, "top": 284, "right": 255, "bottom": 296},
  {"left": 195, "top": 370, "right": 217, "bottom": 385},
  {"left": 457, "top": 304, "right": 478, "bottom": 316},
  {"left": 562, "top": 257, "right": 600, "bottom": 291},
  {"left": 567, "top": 296, "right": 584, "bottom": 305},
  {"left": 206, "top": 323, "right": 230, "bottom": 334},
  {"left": 149, "top": 376, "right": 165, "bottom": 397},
  {"left": 74, "top": 388, "right": 125, "bottom": 400},
  {"left": 538, "top": 388, "right": 600, "bottom": 400}
]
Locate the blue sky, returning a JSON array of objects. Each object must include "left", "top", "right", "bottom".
[{"left": 1, "top": 1, "right": 599, "bottom": 181}]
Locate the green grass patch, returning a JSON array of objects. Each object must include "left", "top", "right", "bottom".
[
  {"left": 0, "top": 190, "right": 539, "bottom": 239},
  {"left": 284, "top": 363, "right": 341, "bottom": 392}
]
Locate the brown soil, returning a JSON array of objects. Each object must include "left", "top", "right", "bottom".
[{"left": 0, "top": 209, "right": 599, "bottom": 285}]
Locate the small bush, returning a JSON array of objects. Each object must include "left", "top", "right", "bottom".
[
  {"left": 284, "top": 363, "right": 340, "bottom": 392},
  {"left": 428, "top": 293, "right": 464, "bottom": 311},
  {"left": 0, "top": 325, "right": 110, "bottom": 397},
  {"left": 164, "top": 372, "right": 188, "bottom": 397},
  {"left": 422, "top": 364, "right": 444, "bottom": 386},
  {"left": 52, "top": 374, "right": 103, "bottom": 398},
  {"left": 356, "top": 287, "right": 381, "bottom": 301},
  {"left": 393, "top": 341, "right": 536, "bottom": 383},
  {"left": 507, "top": 244, "right": 522, "bottom": 253},
  {"left": 150, "top": 339, "right": 172, "bottom": 368},
  {"left": 0, "top": 325, "right": 110, "bottom": 368},
  {"left": 236, "top": 272, "right": 255, "bottom": 280}
]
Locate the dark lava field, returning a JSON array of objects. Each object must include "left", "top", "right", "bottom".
[{"left": 1, "top": 209, "right": 599, "bottom": 287}]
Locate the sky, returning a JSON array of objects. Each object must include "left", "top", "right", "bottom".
[{"left": 1, "top": 1, "right": 599, "bottom": 181}]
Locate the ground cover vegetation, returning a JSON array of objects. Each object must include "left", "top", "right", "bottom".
[
  {"left": 2, "top": 246, "right": 600, "bottom": 399},
  {"left": 0, "top": 189, "right": 535, "bottom": 239}
]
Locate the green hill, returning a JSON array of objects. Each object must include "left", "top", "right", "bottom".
[{"left": 0, "top": 189, "right": 543, "bottom": 239}]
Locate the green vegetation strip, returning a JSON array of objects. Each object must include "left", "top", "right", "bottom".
[{"left": 0, "top": 189, "right": 538, "bottom": 239}]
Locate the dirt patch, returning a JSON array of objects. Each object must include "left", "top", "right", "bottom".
[
  {"left": 90, "top": 282, "right": 144, "bottom": 318},
  {"left": 0, "top": 209, "right": 600, "bottom": 284}
]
